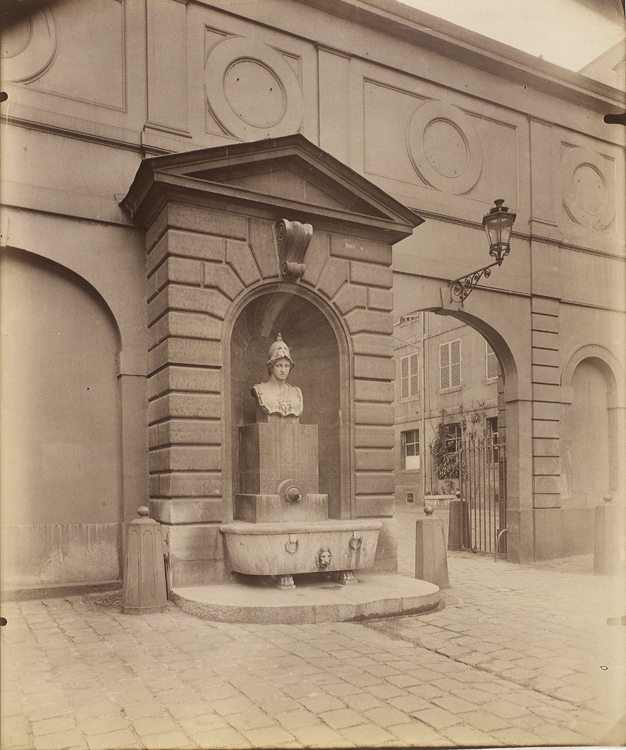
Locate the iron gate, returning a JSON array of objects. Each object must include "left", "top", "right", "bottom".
[{"left": 459, "top": 434, "right": 507, "bottom": 555}]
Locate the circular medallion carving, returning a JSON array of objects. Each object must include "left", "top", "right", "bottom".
[
  {"left": 205, "top": 37, "right": 303, "bottom": 140},
  {"left": 562, "top": 147, "right": 614, "bottom": 229},
  {"left": 406, "top": 100, "right": 483, "bottom": 194},
  {"left": 1, "top": 9, "right": 57, "bottom": 83}
]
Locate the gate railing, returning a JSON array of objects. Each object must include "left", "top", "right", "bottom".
[{"left": 459, "top": 434, "right": 507, "bottom": 555}]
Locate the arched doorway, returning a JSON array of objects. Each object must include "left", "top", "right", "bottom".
[
  {"left": 0, "top": 249, "right": 122, "bottom": 588},
  {"left": 227, "top": 288, "right": 349, "bottom": 520}
]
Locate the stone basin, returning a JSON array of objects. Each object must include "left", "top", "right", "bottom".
[{"left": 220, "top": 519, "right": 382, "bottom": 577}]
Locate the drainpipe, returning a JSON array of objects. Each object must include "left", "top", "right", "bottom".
[{"left": 421, "top": 313, "right": 427, "bottom": 504}]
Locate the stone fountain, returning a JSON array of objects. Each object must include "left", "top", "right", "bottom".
[{"left": 220, "top": 334, "right": 382, "bottom": 589}]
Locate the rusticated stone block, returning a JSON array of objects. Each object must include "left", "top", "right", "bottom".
[
  {"left": 352, "top": 333, "right": 393, "bottom": 358},
  {"left": 533, "top": 420, "right": 559, "bottom": 438},
  {"left": 330, "top": 234, "right": 391, "bottom": 265},
  {"left": 533, "top": 401, "right": 560, "bottom": 420},
  {"left": 148, "top": 393, "right": 221, "bottom": 422},
  {"left": 353, "top": 355, "right": 395, "bottom": 381},
  {"left": 345, "top": 309, "right": 393, "bottom": 336},
  {"left": 149, "top": 311, "right": 222, "bottom": 348},
  {"left": 354, "top": 403, "right": 394, "bottom": 426},
  {"left": 147, "top": 228, "right": 224, "bottom": 272},
  {"left": 354, "top": 425, "right": 395, "bottom": 448},
  {"left": 148, "top": 446, "right": 221, "bottom": 472},
  {"left": 532, "top": 330, "right": 558, "bottom": 350},
  {"left": 532, "top": 365, "right": 560, "bottom": 385},
  {"left": 531, "top": 296, "right": 559, "bottom": 315},
  {"left": 317, "top": 258, "right": 349, "bottom": 299},
  {"left": 147, "top": 203, "right": 247, "bottom": 251},
  {"left": 355, "top": 472, "right": 395, "bottom": 495},
  {"left": 204, "top": 262, "right": 245, "bottom": 300},
  {"left": 249, "top": 218, "right": 280, "bottom": 280},
  {"left": 533, "top": 494, "right": 561, "bottom": 509},
  {"left": 226, "top": 240, "right": 261, "bottom": 287},
  {"left": 333, "top": 284, "right": 367, "bottom": 315},
  {"left": 368, "top": 288, "right": 393, "bottom": 312},
  {"left": 160, "top": 472, "right": 222, "bottom": 498},
  {"left": 148, "top": 366, "right": 220, "bottom": 399},
  {"left": 533, "top": 383, "right": 560, "bottom": 402},
  {"left": 148, "top": 425, "right": 160, "bottom": 449},
  {"left": 148, "top": 285, "right": 230, "bottom": 324},
  {"left": 532, "top": 312, "right": 559, "bottom": 333},
  {"left": 147, "top": 338, "right": 222, "bottom": 373},
  {"left": 533, "top": 438, "right": 560, "bottom": 457},
  {"left": 533, "top": 475, "right": 561, "bottom": 494},
  {"left": 150, "top": 498, "right": 223, "bottom": 524},
  {"left": 354, "top": 379, "right": 394, "bottom": 403},
  {"left": 166, "top": 524, "right": 227, "bottom": 587},
  {"left": 301, "top": 231, "right": 329, "bottom": 287},
  {"left": 534, "top": 456, "right": 561, "bottom": 475},
  {"left": 355, "top": 448, "right": 394, "bottom": 471},
  {"left": 163, "top": 257, "right": 203, "bottom": 286},
  {"left": 159, "top": 419, "right": 222, "bottom": 446},
  {"left": 532, "top": 348, "right": 559, "bottom": 366},
  {"left": 351, "top": 262, "right": 393, "bottom": 289},
  {"left": 354, "top": 495, "right": 395, "bottom": 518}
]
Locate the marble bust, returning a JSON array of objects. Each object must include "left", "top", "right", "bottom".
[{"left": 252, "top": 334, "right": 303, "bottom": 420}]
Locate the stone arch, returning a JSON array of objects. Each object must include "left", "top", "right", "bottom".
[
  {"left": 0, "top": 247, "right": 123, "bottom": 588},
  {"left": 222, "top": 281, "right": 354, "bottom": 521}
]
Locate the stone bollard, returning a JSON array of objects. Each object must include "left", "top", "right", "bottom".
[
  {"left": 593, "top": 494, "right": 626, "bottom": 575},
  {"left": 415, "top": 506, "right": 450, "bottom": 588},
  {"left": 448, "top": 491, "right": 463, "bottom": 551},
  {"left": 121, "top": 507, "right": 168, "bottom": 614}
]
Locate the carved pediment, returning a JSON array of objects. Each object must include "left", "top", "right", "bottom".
[{"left": 123, "top": 134, "right": 423, "bottom": 243}]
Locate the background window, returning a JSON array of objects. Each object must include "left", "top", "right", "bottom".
[
  {"left": 440, "top": 339, "right": 461, "bottom": 389},
  {"left": 400, "top": 353, "right": 419, "bottom": 399},
  {"left": 444, "top": 423, "right": 462, "bottom": 454},
  {"left": 486, "top": 342, "right": 498, "bottom": 380},
  {"left": 401, "top": 429, "right": 420, "bottom": 470}
]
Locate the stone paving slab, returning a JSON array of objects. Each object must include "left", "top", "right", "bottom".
[{"left": 2, "top": 504, "right": 625, "bottom": 749}]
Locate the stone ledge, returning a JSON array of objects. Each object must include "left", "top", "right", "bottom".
[{"left": 171, "top": 573, "right": 440, "bottom": 624}]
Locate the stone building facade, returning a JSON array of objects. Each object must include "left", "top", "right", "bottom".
[{"left": 1, "top": 0, "right": 624, "bottom": 591}]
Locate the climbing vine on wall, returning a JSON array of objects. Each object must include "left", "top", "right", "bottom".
[{"left": 430, "top": 421, "right": 460, "bottom": 480}]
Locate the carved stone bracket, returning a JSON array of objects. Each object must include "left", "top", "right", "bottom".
[{"left": 276, "top": 219, "right": 313, "bottom": 279}]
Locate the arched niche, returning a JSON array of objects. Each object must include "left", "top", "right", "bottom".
[
  {"left": 227, "top": 287, "right": 350, "bottom": 520},
  {"left": 561, "top": 347, "right": 625, "bottom": 507},
  {"left": 1, "top": 248, "right": 122, "bottom": 586}
]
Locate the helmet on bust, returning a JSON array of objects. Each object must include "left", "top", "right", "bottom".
[{"left": 267, "top": 333, "right": 295, "bottom": 372}]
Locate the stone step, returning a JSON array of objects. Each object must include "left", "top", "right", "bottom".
[{"left": 171, "top": 573, "right": 440, "bottom": 624}]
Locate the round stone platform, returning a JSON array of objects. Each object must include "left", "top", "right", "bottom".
[{"left": 171, "top": 574, "right": 440, "bottom": 624}]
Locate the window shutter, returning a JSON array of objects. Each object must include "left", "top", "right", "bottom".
[
  {"left": 401, "top": 356, "right": 409, "bottom": 399},
  {"left": 486, "top": 344, "right": 498, "bottom": 379},
  {"left": 451, "top": 340, "right": 461, "bottom": 387},
  {"left": 440, "top": 344, "right": 450, "bottom": 389},
  {"left": 409, "top": 354, "right": 419, "bottom": 397}
]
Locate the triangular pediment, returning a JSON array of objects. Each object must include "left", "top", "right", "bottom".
[{"left": 123, "top": 134, "right": 423, "bottom": 242}]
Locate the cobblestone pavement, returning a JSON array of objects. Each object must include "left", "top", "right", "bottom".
[{"left": 2, "top": 505, "right": 625, "bottom": 749}]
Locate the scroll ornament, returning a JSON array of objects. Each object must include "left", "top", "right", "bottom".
[{"left": 275, "top": 219, "right": 313, "bottom": 279}]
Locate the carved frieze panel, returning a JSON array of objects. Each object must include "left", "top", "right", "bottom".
[
  {"left": 204, "top": 36, "right": 304, "bottom": 141},
  {"left": 2, "top": 0, "right": 126, "bottom": 111},
  {"left": 0, "top": 8, "right": 57, "bottom": 83},
  {"left": 561, "top": 145, "right": 616, "bottom": 230},
  {"left": 406, "top": 100, "right": 483, "bottom": 195},
  {"left": 363, "top": 80, "right": 517, "bottom": 205}
]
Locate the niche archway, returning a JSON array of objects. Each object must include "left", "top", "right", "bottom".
[{"left": 228, "top": 287, "right": 351, "bottom": 520}]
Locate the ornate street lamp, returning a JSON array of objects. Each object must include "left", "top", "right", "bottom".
[{"left": 450, "top": 199, "right": 517, "bottom": 303}]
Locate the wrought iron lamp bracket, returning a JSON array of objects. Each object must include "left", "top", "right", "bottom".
[{"left": 449, "top": 260, "right": 500, "bottom": 303}]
